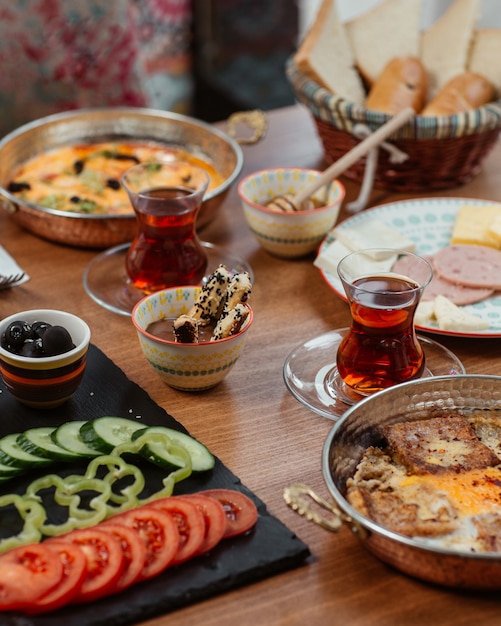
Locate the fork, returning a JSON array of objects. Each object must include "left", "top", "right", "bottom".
[{"left": 0, "top": 272, "right": 25, "bottom": 290}]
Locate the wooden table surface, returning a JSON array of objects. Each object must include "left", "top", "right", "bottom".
[{"left": 2, "top": 105, "right": 501, "bottom": 625}]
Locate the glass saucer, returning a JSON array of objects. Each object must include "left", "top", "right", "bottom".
[
  {"left": 283, "top": 328, "right": 466, "bottom": 420},
  {"left": 83, "top": 241, "right": 253, "bottom": 316}
]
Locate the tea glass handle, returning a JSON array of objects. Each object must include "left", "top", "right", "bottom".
[{"left": 226, "top": 110, "right": 267, "bottom": 145}]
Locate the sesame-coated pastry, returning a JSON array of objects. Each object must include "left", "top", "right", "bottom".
[
  {"left": 188, "top": 264, "right": 232, "bottom": 324},
  {"left": 224, "top": 272, "right": 252, "bottom": 311},
  {"left": 173, "top": 314, "right": 199, "bottom": 343},
  {"left": 211, "top": 304, "right": 250, "bottom": 340}
]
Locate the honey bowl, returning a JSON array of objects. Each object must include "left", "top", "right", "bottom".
[{"left": 238, "top": 167, "right": 345, "bottom": 258}]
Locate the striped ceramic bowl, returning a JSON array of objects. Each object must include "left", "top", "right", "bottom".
[
  {"left": 0, "top": 309, "right": 91, "bottom": 409},
  {"left": 132, "top": 286, "right": 253, "bottom": 391},
  {"left": 238, "top": 167, "right": 345, "bottom": 258}
]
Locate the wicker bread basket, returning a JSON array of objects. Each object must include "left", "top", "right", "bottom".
[{"left": 286, "top": 58, "right": 501, "bottom": 192}]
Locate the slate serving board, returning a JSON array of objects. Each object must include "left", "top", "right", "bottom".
[{"left": 0, "top": 344, "right": 310, "bottom": 626}]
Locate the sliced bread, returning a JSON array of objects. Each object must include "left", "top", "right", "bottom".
[
  {"left": 468, "top": 28, "right": 501, "bottom": 98},
  {"left": 345, "top": 0, "right": 423, "bottom": 86},
  {"left": 421, "top": 0, "right": 482, "bottom": 99},
  {"left": 294, "top": 0, "right": 366, "bottom": 105}
]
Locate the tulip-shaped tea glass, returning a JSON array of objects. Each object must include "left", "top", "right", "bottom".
[
  {"left": 335, "top": 249, "right": 432, "bottom": 398},
  {"left": 283, "top": 248, "right": 466, "bottom": 419},
  {"left": 122, "top": 161, "right": 209, "bottom": 294}
]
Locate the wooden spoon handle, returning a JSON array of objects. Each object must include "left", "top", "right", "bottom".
[{"left": 294, "top": 107, "right": 415, "bottom": 207}]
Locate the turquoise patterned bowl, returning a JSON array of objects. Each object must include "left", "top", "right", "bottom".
[
  {"left": 132, "top": 287, "right": 253, "bottom": 391},
  {"left": 0, "top": 309, "right": 91, "bottom": 409},
  {"left": 238, "top": 167, "right": 345, "bottom": 258}
]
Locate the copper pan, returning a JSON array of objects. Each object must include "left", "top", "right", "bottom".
[
  {"left": 0, "top": 107, "right": 245, "bottom": 249},
  {"left": 285, "top": 374, "right": 501, "bottom": 589}
]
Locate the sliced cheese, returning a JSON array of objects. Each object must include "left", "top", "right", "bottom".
[
  {"left": 433, "top": 294, "right": 489, "bottom": 332},
  {"left": 451, "top": 204, "right": 501, "bottom": 249},
  {"left": 415, "top": 300, "right": 436, "bottom": 327},
  {"left": 331, "top": 218, "right": 416, "bottom": 259},
  {"left": 314, "top": 239, "right": 396, "bottom": 276}
]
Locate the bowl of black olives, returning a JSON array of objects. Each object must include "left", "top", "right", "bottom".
[{"left": 0, "top": 309, "right": 91, "bottom": 408}]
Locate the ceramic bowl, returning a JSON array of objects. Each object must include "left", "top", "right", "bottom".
[
  {"left": 132, "top": 286, "right": 253, "bottom": 391},
  {"left": 238, "top": 167, "right": 345, "bottom": 258},
  {"left": 0, "top": 309, "right": 91, "bottom": 409}
]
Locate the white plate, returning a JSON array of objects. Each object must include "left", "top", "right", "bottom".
[{"left": 318, "top": 197, "right": 501, "bottom": 339}]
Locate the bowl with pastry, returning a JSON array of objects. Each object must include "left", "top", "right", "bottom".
[
  {"left": 238, "top": 167, "right": 345, "bottom": 258},
  {"left": 287, "top": 0, "right": 501, "bottom": 192},
  {"left": 132, "top": 265, "right": 253, "bottom": 391},
  {"left": 0, "top": 309, "right": 91, "bottom": 409},
  {"left": 285, "top": 374, "right": 501, "bottom": 590}
]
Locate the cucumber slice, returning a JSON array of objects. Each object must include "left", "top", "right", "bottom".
[
  {"left": 79, "top": 416, "right": 146, "bottom": 453},
  {"left": 0, "top": 459, "right": 24, "bottom": 478},
  {"left": 131, "top": 426, "right": 215, "bottom": 472},
  {"left": 0, "top": 433, "right": 53, "bottom": 468},
  {"left": 51, "top": 421, "right": 102, "bottom": 458},
  {"left": 18, "top": 426, "right": 82, "bottom": 461}
]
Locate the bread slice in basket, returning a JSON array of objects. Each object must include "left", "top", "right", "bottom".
[
  {"left": 421, "top": 0, "right": 481, "bottom": 98},
  {"left": 293, "top": 0, "right": 365, "bottom": 104},
  {"left": 345, "top": 0, "right": 423, "bottom": 87}
]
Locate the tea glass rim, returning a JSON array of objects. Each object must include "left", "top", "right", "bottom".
[
  {"left": 121, "top": 160, "right": 210, "bottom": 201},
  {"left": 336, "top": 248, "right": 433, "bottom": 295}
]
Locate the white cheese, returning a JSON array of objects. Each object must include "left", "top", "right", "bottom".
[
  {"left": 415, "top": 300, "right": 436, "bottom": 326},
  {"left": 314, "top": 239, "right": 396, "bottom": 276},
  {"left": 331, "top": 217, "right": 416, "bottom": 259},
  {"left": 433, "top": 294, "right": 489, "bottom": 332}
]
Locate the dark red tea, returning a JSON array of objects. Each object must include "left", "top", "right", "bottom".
[
  {"left": 336, "top": 274, "right": 425, "bottom": 394},
  {"left": 126, "top": 187, "right": 207, "bottom": 293}
]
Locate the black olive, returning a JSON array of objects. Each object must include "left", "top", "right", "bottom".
[
  {"left": 20, "top": 338, "right": 44, "bottom": 357},
  {"left": 73, "top": 159, "right": 85, "bottom": 174},
  {"left": 30, "top": 321, "right": 52, "bottom": 339},
  {"left": 106, "top": 178, "right": 120, "bottom": 190},
  {"left": 2, "top": 320, "right": 32, "bottom": 350},
  {"left": 7, "top": 181, "right": 31, "bottom": 193},
  {"left": 70, "top": 196, "right": 81, "bottom": 204},
  {"left": 41, "top": 325, "right": 75, "bottom": 356},
  {"left": 105, "top": 152, "right": 140, "bottom": 163}
]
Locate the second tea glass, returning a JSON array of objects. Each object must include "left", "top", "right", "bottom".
[
  {"left": 122, "top": 161, "right": 210, "bottom": 294},
  {"left": 336, "top": 248, "right": 433, "bottom": 399},
  {"left": 283, "top": 247, "right": 465, "bottom": 419}
]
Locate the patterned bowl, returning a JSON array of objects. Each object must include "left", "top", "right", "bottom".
[
  {"left": 238, "top": 167, "right": 345, "bottom": 258},
  {"left": 0, "top": 309, "right": 91, "bottom": 409},
  {"left": 132, "top": 286, "right": 253, "bottom": 391}
]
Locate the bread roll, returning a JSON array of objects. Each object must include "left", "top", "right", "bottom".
[
  {"left": 421, "top": 71, "right": 494, "bottom": 117},
  {"left": 365, "top": 56, "right": 428, "bottom": 114}
]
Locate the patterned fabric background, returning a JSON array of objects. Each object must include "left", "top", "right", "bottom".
[{"left": 0, "top": 0, "right": 193, "bottom": 137}]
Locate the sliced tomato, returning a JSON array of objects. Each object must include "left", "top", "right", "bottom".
[
  {"left": 0, "top": 543, "right": 63, "bottom": 611},
  {"left": 202, "top": 489, "right": 258, "bottom": 538},
  {"left": 107, "top": 506, "right": 179, "bottom": 580},
  {"left": 63, "top": 527, "right": 125, "bottom": 603},
  {"left": 148, "top": 496, "right": 205, "bottom": 564},
  {"left": 26, "top": 540, "right": 87, "bottom": 614},
  {"left": 179, "top": 494, "right": 227, "bottom": 555},
  {"left": 98, "top": 523, "right": 147, "bottom": 591}
]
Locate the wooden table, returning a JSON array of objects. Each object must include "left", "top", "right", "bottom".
[{"left": 2, "top": 105, "right": 501, "bottom": 626}]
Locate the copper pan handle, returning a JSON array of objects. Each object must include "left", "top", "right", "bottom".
[
  {"left": 284, "top": 483, "right": 368, "bottom": 539},
  {"left": 226, "top": 109, "right": 267, "bottom": 145}
]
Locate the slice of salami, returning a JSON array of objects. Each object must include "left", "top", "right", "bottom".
[
  {"left": 433, "top": 244, "right": 501, "bottom": 290},
  {"left": 392, "top": 253, "right": 494, "bottom": 305}
]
